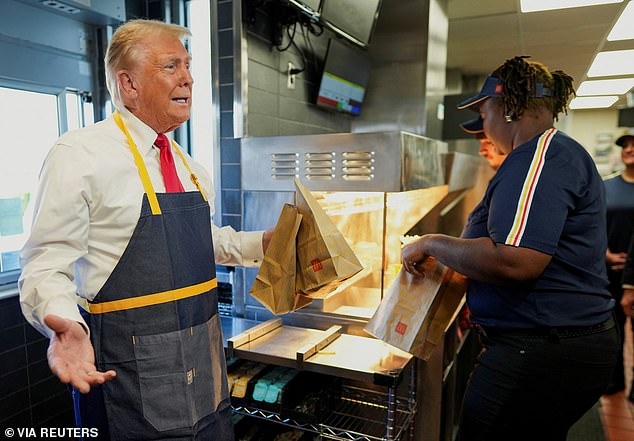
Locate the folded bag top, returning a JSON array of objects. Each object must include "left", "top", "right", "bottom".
[{"left": 294, "top": 178, "right": 363, "bottom": 293}]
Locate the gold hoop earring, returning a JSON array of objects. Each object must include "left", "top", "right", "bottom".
[{"left": 504, "top": 114, "right": 513, "bottom": 123}]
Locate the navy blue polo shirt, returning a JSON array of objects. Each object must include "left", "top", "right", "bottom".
[
  {"left": 461, "top": 129, "right": 613, "bottom": 329},
  {"left": 604, "top": 175, "right": 634, "bottom": 254}
]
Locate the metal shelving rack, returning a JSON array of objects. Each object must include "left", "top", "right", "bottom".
[
  {"left": 225, "top": 318, "right": 418, "bottom": 441},
  {"left": 233, "top": 382, "right": 417, "bottom": 441},
  {"left": 319, "top": 384, "right": 417, "bottom": 441}
]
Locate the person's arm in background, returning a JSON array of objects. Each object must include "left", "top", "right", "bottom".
[
  {"left": 19, "top": 143, "right": 115, "bottom": 392},
  {"left": 621, "top": 233, "right": 634, "bottom": 315},
  {"left": 607, "top": 247, "right": 627, "bottom": 271}
]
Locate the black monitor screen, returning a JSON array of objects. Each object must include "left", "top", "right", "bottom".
[
  {"left": 320, "top": 0, "right": 382, "bottom": 47},
  {"left": 288, "top": 0, "right": 321, "bottom": 15},
  {"left": 316, "top": 38, "right": 371, "bottom": 116}
]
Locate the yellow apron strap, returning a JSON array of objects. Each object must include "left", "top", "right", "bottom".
[
  {"left": 113, "top": 111, "right": 162, "bottom": 215},
  {"left": 171, "top": 141, "right": 208, "bottom": 202},
  {"left": 87, "top": 278, "right": 218, "bottom": 314}
]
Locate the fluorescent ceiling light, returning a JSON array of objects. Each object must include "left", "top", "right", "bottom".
[
  {"left": 521, "top": 0, "right": 622, "bottom": 13},
  {"left": 607, "top": 1, "right": 634, "bottom": 41},
  {"left": 569, "top": 96, "right": 619, "bottom": 109},
  {"left": 588, "top": 50, "right": 634, "bottom": 77},
  {"left": 577, "top": 78, "right": 634, "bottom": 95}
]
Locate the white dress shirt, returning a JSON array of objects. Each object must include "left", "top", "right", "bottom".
[{"left": 19, "top": 108, "right": 263, "bottom": 338}]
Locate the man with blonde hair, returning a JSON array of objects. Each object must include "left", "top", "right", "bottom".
[{"left": 19, "top": 19, "right": 269, "bottom": 440}]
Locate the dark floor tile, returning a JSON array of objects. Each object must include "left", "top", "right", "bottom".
[
  {"left": 0, "top": 324, "right": 25, "bottom": 353},
  {"left": 26, "top": 339, "right": 48, "bottom": 365},
  {"left": 0, "top": 346, "right": 27, "bottom": 375},
  {"left": 25, "top": 323, "right": 46, "bottom": 343},
  {"left": 0, "top": 297, "right": 24, "bottom": 330},
  {"left": 36, "top": 407, "right": 75, "bottom": 428},
  {"left": 0, "top": 389, "right": 29, "bottom": 420},
  {"left": 28, "top": 359, "right": 53, "bottom": 386},
  {"left": 29, "top": 375, "right": 68, "bottom": 406},
  {"left": 30, "top": 390, "right": 73, "bottom": 426},
  {"left": 0, "top": 408, "right": 31, "bottom": 426},
  {"left": 0, "top": 367, "right": 27, "bottom": 397}
]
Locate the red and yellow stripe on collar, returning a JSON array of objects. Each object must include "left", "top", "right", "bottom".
[
  {"left": 505, "top": 128, "right": 557, "bottom": 247},
  {"left": 86, "top": 278, "right": 217, "bottom": 314}
]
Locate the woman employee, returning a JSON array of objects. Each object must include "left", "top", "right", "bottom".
[{"left": 402, "top": 56, "right": 619, "bottom": 441}]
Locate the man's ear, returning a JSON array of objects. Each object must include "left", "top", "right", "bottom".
[{"left": 117, "top": 70, "right": 137, "bottom": 101}]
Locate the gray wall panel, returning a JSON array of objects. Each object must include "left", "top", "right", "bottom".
[
  {"left": 0, "top": 0, "right": 95, "bottom": 92},
  {"left": 278, "top": 95, "right": 348, "bottom": 132},
  {"left": 277, "top": 119, "right": 326, "bottom": 136},
  {"left": 248, "top": 35, "right": 280, "bottom": 69},
  {"left": 247, "top": 60, "right": 279, "bottom": 92},
  {"left": 248, "top": 87, "right": 279, "bottom": 116},
  {"left": 247, "top": 113, "right": 280, "bottom": 137},
  {"left": 0, "top": 39, "right": 92, "bottom": 91},
  {"left": 2, "top": 0, "right": 91, "bottom": 55},
  {"left": 242, "top": 0, "right": 352, "bottom": 138}
]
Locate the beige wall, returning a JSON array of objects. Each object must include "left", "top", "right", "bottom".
[
  {"left": 556, "top": 108, "right": 623, "bottom": 176},
  {"left": 451, "top": 108, "right": 626, "bottom": 177}
]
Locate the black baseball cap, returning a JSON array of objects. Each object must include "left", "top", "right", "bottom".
[
  {"left": 457, "top": 76, "right": 504, "bottom": 110},
  {"left": 457, "top": 75, "right": 553, "bottom": 110},
  {"left": 616, "top": 129, "right": 634, "bottom": 147},
  {"left": 460, "top": 117, "right": 484, "bottom": 134}
]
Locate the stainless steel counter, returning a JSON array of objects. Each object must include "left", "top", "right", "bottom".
[
  {"left": 221, "top": 315, "right": 260, "bottom": 345},
  {"left": 222, "top": 316, "right": 413, "bottom": 385}
]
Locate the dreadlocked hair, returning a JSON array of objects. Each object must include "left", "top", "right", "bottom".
[{"left": 491, "top": 56, "right": 575, "bottom": 121}]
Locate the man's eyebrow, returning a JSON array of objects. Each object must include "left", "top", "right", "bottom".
[{"left": 159, "top": 54, "right": 192, "bottom": 64}]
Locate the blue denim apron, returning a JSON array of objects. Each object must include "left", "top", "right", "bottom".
[{"left": 73, "top": 113, "right": 232, "bottom": 440}]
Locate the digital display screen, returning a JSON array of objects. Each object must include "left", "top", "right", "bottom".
[
  {"left": 317, "top": 73, "right": 365, "bottom": 115},
  {"left": 316, "top": 39, "right": 370, "bottom": 116}
]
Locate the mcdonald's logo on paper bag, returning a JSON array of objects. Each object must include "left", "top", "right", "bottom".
[
  {"left": 294, "top": 179, "right": 363, "bottom": 292},
  {"left": 364, "top": 265, "right": 467, "bottom": 361},
  {"left": 395, "top": 321, "right": 408, "bottom": 335},
  {"left": 311, "top": 258, "right": 323, "bottom": 272}
]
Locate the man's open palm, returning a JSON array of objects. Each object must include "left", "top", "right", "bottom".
[{"left": 44, "top": 314, "right": 116, "bottom": 393}]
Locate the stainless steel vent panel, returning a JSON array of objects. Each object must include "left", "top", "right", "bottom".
[{"left": 243, "top": 132, "right": 446, "bottom": 192}]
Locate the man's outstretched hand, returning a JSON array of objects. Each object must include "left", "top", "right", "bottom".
[{"left": 44, "top": 314, "right": 116, "bottom": 393}]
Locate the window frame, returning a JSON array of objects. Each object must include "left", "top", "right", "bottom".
[{"left": 0, "top": 79, "right": 92, "bottom": 287}]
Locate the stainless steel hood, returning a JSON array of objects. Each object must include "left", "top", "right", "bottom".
[
  {"left": 241, "top": 131, "right": 447, "bottom": 192},
  {"left": 352, "top": 0, "right": 448, "bottom": 138},
  {"left": 16, "top": 0, "right": 125, "bottom": 24}
]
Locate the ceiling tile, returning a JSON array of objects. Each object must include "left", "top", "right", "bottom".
[{"left": 447, "top": 0, "right": 628, "bottom": 88}]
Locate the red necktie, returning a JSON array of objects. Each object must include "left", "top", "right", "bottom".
[{"left": 154, "top": 134, "right": 185, "bottom": 193}]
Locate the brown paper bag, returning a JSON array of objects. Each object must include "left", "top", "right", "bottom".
[
  {"left": 415, "top": 270, "right": 467, "bottom": 360},
  {"left": 364, "top": 260, "right": 466, "bottom": 361},
  {"left": 249, "top": 204, "right": 313, "bottom": 315},
  {"left": 294, "top": 179, "right": 363, "bottom": 293}
]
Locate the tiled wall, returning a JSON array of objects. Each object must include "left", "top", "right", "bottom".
[
  {"left": 243, "top": 2, "right": 351, "bottom": 137},
  {"left": 0, "top": 296, "right": 74, "bottom": 427},
  {"left": 217, "top": 0, "right": 352, "bottom": 232},
  {"left": 0, "top": 2, "right": 357, "bottom": 426},
  {"left": 218, "top": 0, "right": 242, "bottom": 232},
  {"left": 217, "top": 1, "right": 354, "bottom": 310}
]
